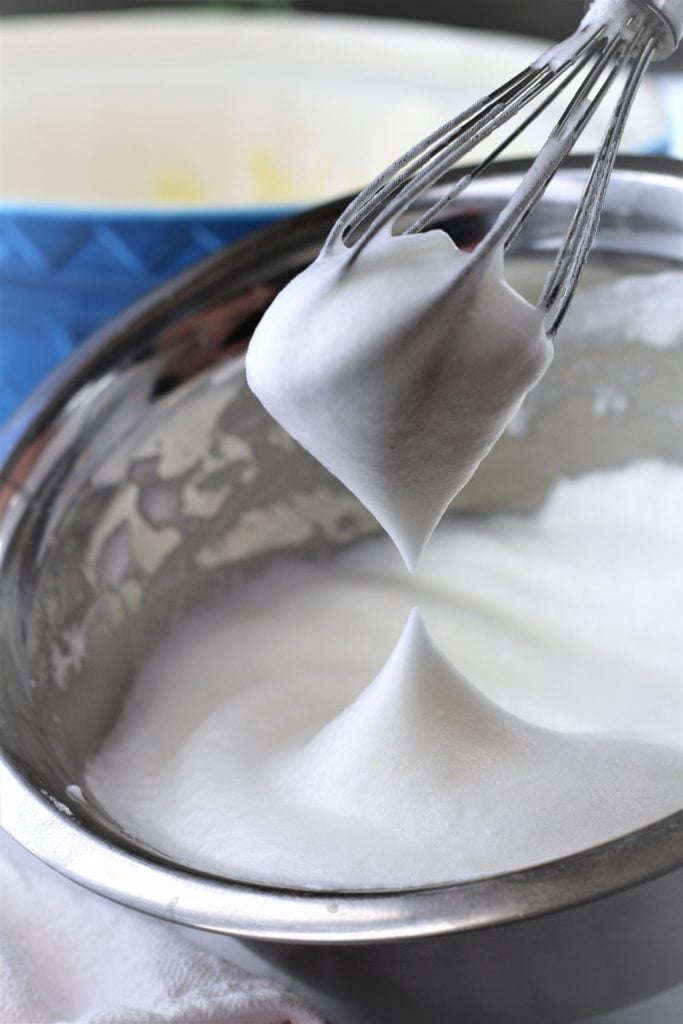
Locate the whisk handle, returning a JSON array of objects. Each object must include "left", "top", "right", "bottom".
[
  {"left": 643, "top": 0, "right": 683, "bottom": 56},
  {"left": 585, "top": 0, "right": 683, "bottom": 58}
]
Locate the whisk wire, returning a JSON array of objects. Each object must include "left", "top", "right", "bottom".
[
  {"left": 405, "top": 34, "right": 614, "bottom": 239},
  {"left": 495, "top": 31, "right": 630, "bottom": 256},
  {"left": 542, "top": 28, "right": 656, "bottom": 332},
  {"left": 342, "top": 73, "right": 551, "bottom": 251},
  {"left": 324, "top": 23, "right": 607, "bottom": 255},
  {"left": 322, "top": 0, "right": 678, "bottom": 333},
  {"left": 429, "top": 30, "right": 632, "bottom": 295},
  {"left": 322, "top": 66, "right": 544, "bottom": 252}
]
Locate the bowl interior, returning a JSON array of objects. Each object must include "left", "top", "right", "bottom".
[{"left": 1, "top": 161, "right": 682, "bottom": 936}]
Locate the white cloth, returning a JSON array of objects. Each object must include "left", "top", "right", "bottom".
[{"left": 0, "top": 834, "right": 326, "bottom": 1024}]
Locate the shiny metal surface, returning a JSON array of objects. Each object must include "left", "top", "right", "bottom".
[
  {"left": 645, "top": 0, "right": 683, "bottom": 58},
  {"left": 1, "top": 158, "right": 682, "bottom": 1022}
]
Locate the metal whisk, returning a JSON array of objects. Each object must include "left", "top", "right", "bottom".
[{"left": 324, "top": 0, "right": 683, "bottom": 336}]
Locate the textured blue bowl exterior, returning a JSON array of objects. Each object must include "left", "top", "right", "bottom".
[{"left": 0, "top": 206, "right": 290, "bottom": 425}]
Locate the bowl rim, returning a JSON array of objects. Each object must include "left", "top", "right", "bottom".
[
  {"left": 1, "top": 156, "right": 682, "bottom": 944},
  {"left": 2, "top": 760, "right": 680, "bottom": 943}
]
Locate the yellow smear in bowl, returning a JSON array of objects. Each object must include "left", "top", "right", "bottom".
[{"left": 151, "top": 170, "right": 210, "bottom": 204}]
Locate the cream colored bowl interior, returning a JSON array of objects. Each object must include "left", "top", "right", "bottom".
[{"left": 0, "top": 12, "right": 667, "bottom": 208}]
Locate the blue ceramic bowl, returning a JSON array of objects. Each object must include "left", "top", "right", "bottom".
[
  {"left": 0, "top": 203, "right": 287, "bottom": 425},
  {"left": 0, "top": 11, "right": 671, "bottom": 425}
]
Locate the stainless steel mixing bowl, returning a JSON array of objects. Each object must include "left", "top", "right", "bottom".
[{"left": 1, "top": 158, "right": 682, "bottom": 1024}]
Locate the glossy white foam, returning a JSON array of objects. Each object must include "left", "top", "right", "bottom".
[
  {"left": 86, "top": 462, "right": 683, "bottom": 889},
  {"left": 246, "top": 231, "right": 552, "bottom": 570}
]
